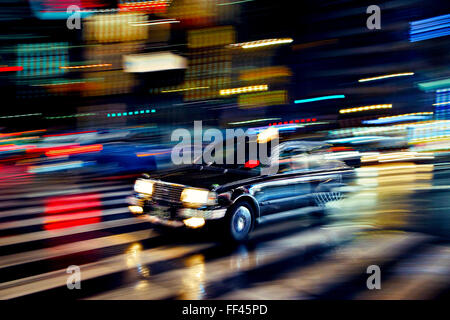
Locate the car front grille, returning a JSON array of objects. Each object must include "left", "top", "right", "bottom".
[{"left": 152, "top": 181, "right": 185, "bottom": 204}]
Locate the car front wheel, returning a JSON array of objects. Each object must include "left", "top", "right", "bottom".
[{"left": 225, "top": 202, "right": 253, "bottom": 242}]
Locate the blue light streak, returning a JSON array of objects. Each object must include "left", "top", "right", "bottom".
[
  {"left": 410, "top": 14, "right": 450, "bottom": 42},
  {"left": 294, "top": 95, "right": 345, "bottom": 104}
]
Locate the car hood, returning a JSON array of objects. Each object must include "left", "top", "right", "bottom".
[{"left": 150, "top": 165, "right": 256, "bottom": 190}]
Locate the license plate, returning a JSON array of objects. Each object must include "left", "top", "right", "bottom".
[{"left": 152, "top": 206, "right": 171, "bottom": 219}]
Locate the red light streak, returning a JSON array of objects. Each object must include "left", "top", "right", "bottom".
[
  {"left": 119, "top": 1, "right": 169, "bottom": 13},
  {"left": 45, "top": 144, "right": 103, "bottom": 157},
  {"left": 45, "top": 193, "right": 102, "bottom": 214},
  {"left": 330, "top": 146, "right": 355, "bottom": 152},
  {"left": 43, "top": 217, "right": 101, "bottom": 230},
  {"left": 0, "top": 66, "right": 23, "bottom": 72},
  {"left": 43, "top": 193, "right": 102, "bottom": 230},
  {"left": 136, "top": 151, "right": 171, "bottom": 157},
  {"left": 0, "top": 144, "right": 36, "bottom": 152},
  {"left": 26, "top": 144, "right": 80, "bottom": 154},
  {"left": 269, "top": 118, "right": 319, "bottom": 126},
  {"left": 0, "top": 129, "right": 46, "bottom": 139}
]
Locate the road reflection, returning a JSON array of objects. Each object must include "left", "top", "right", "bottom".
[{"left": 179, "top": 254, "right": 206, "bottom": 299}]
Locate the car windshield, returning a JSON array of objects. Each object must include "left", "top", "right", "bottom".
[
  {"left": 196, "top": 138, "right": 340, "bottom": 174},
  {"left": 196, "top": 136, "right": 276, "bottom": 171}
]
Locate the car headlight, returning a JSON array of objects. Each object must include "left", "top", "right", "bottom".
[
  {"left": 134, "top": 179, "right": 154, "bottom": 195},
  {"left": 180, "top": 188, "right": 217, "bottom": 207}
]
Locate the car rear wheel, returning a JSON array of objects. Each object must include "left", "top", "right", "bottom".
[{"left": 225, "top": 202, "right": 253, "bottom": 242}]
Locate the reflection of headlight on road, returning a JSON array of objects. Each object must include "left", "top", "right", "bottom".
[
  {"left": 181, "top": 254, "right": 206, "bottom": 299},
  {"left": 134, "top": 179, "right": 154, "bottom": 195},
  {"left": 181, "top": 188, "right": 216, "bottom": 207},
  {"left": 183, "top": 217, "right": 206, "bottom": 228},
  {"left": 126, "top": 243, "right": 143, "bottom": 268}
]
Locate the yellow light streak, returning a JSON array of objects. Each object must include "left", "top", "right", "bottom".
[
  {"left": 220, "top": 85, "right": 268, "bottom": 96},
  {"left": 358, "top": 72, "right": 414, "bottom": 83},
  {"left": 339, "top": 104, "right": 392, "bottom": 114}
]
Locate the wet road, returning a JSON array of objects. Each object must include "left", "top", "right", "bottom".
[{"left": 0, "top": 164, "right": 449, "bottom": 300}]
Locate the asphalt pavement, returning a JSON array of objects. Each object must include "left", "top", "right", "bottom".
[{"left": 0, "top": 165, "right": 449, "bottom": 300}]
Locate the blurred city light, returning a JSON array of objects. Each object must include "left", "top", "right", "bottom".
[
  {"left": 358, "top": 72, "right": 415, "bottom": 83},
  {"left": 339, "top": 104, "right": 393, "bottom": 114},
  {"left": 220, "top": 85, "right": 268, "bottom": 96},
  {"left": 229, "top": 38, "right": 293, "bottom": 49},
  {"left": 410, "top": 13, "right": 450, "bottom": 42},
  {"left": 294, "top": 95, "right": 346, "bottom": 104}
]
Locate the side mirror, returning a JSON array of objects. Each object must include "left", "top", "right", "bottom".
[{"left": 142, "top": 173, "right": 150, "bottom": 179}]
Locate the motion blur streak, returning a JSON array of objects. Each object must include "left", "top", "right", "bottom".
[
  {"left": 358, "top": 72, "right": 415, "bottom": 83},
  {"left": 45, "top": 144, "right": 103, "bottom": 157},
  {"left": 43, "top": 193, "right": 102, "bottom": 230},
  {"left": 43, "top": 131, "right": 96, "bottom": 138},
  {"left": 0, "top": 66, "right": 23, "bottom": 72},
  {"left": 294, "top": 95, "right": 346, "bottom": 104}
]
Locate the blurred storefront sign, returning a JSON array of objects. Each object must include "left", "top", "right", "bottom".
[
  {"left": 181, "top": 26, "right": 234, "bottom": 101},
  {"left": 123, "top": 52, "right": 187, "bottom": 73},
  {"left": 84, "top": 12, "right": 149, "bottom": 43},
  {"left": 239, "top": 90, "right": 288, "bottom": 109}
]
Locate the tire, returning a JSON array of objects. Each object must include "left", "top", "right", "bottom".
[{"left": 223, "top": 201, "right": 254, "bottom": 242}]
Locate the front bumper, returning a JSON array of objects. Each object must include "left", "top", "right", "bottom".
[{"left": 126, "top": 195, "right": 227, "bottom": 228}]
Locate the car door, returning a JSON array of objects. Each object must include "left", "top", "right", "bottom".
[
  {"left": 250, "top": 145, "right": 312, "bottom": 216},
  {"left": 304, "top": 154, "right": 348, "bottom": 198}
]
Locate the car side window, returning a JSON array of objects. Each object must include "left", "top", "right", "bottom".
[
  {"left": 307, "top": 154, "right": 346, "bottom": 171},
  {"left": 278, "top": 147, "right": 309, "bottom": 173},
  {"left": 277, "top": 148, "right": 347, "bottom": 173}
]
